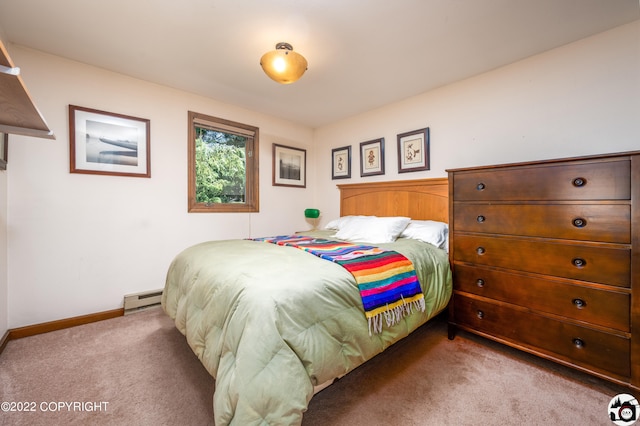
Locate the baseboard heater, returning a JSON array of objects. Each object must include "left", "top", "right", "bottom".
[{"left": 123, "top": 289, "right": 163, "bottom": 314}]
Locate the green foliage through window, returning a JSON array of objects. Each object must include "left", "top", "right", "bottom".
[
  {"left": 188, "top": 112, "right": 259, "bottom": 212},
  {"left": 195, "top": 128, "right": 246, "bottom": 204}
]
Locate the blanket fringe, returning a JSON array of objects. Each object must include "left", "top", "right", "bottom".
[
  {"left": 368, "top": 296, "right": 426, "bottom": 336},
  {"left": 368, "top": 314, "right": 383, "bottom": 335}
]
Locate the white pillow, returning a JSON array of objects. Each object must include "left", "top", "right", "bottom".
[
  {"left": 400, "top": 220, "right": 449, "bottom": 249},
  {"left": 324, "top": 215, "right": 360, "bottom": 230},
  {"left": 333, "top": 216, "right": 410, "bottom": 244}
]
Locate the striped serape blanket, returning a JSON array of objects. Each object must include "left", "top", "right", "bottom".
[{"left": 252, "top": 235, "right": 425, "bottom": 334}]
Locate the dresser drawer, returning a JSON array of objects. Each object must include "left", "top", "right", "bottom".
[
  {"left": 454, "top": 295, "right": 631, "bottom": 377},
  {"left": 453, "top": 234, "right": 630, "bottom": 287},
  {"left": 452, "top": 159, "right": 630, "bottom": 201},
  {"left": 454, "top": 264, "right": 630, "bottom": 331},
  {"left": 453, "top": 204, "right": 630, "bottom": 243}
]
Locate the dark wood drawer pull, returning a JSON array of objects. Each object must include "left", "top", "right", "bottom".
[
  {"left": 572, "top": 298, "right": 586, "bottom": 309},
  {"left": 572, "top": 258, "right": 587, "bottom": 268},
  {"left": 476, "top": 247, "right": 485, "bottom": 255},
  {"left": 572, "top": 218, "right": 587, "bottom": 228},
  {"left": 476, "top": 279, "right": 485, "bottom": 288},
  {"left": 476, "top": 183, "right": 485, "bottom": 190},
  {"left": 477, "top": 310, "right": 484, "bottom": 319},
  {"left": 572, "top": 338, "right": 585, "bottom": 348},
  {"left": 572, "top": 177, "right": 587, "bottom": 187},
  {"left": 476, "top": 215, "right": 485, "bottom": 223}
]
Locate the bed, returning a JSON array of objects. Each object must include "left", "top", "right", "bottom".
[{"left": 161, "top": 178, "right": 452, "bottom": 425}]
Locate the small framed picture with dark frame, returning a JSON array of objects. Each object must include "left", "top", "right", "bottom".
[
  {"left": 331, "top": 145, "right": 351, "bottom": 179},
  {"left": 0, "top": 132, "right": 7, "bottom": 170},
  {"left": 360, "top": 138, "right": 385, "bottom": 177},
  {"left": 69, "top": 105, "right": 151, "bottom": 178},
  {"left": 397, "top": 127, "right": 430, "bottom": 173},
  {"left": 273, "top": 143, "right": 306, "bottom": 188}
]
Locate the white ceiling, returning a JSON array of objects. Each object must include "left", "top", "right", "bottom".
[{"left": 0, "top": 0, "right": 638, "bottom": 128}]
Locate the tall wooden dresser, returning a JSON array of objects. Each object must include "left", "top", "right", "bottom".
[{"left": 447, "top": 151, "right": 639, "bottom": 391}]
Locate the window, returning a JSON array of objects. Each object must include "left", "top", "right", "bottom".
[{"left": 188, "top": 111, "right": 259, "bottom": 212}]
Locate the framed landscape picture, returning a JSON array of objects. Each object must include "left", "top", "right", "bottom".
[
  {"left": 273, "top": 143, "right": 306, "bottom": 187},
  {"left": 69, "top": 105, "right": 151, "bottom": 177}
]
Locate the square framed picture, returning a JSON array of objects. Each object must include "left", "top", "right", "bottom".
[
  {"left": 69, "top": 105, "right": 151, "bottom": 177},
  {"left": 273, "top": 143, "right": 306, "bottom": 187},
  {"left": 331, "top": 146, "right": 351, "bottom": 179},
  {"left": 397, "top": 127, "right": 429, "bottom": 173},
  {"left": 360, "top": 138, "right": 385, "bottom": 177}
]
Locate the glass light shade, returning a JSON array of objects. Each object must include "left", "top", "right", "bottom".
[
  {"left": 260, "top": 43, "right": 308, "bottom": 84},
  {"left": 304, "top": 208, "right": 320, "bottom": 219}
]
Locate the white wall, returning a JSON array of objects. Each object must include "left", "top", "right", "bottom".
[
  {"left": 314, "top": 21, "right": 640, "bottom": 225},
  {"left": 6, "top": 46, "right": 315, "bottom": 328}
]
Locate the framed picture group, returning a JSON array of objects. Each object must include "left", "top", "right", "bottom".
[
  {"left": 331, "top": 127, "right": 430, "bottom": 179},
  {"left": 64, "top": 104, "right": 428, "bottom": 185}
]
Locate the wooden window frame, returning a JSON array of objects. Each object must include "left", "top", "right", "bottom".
[{"left": 188, "top": 111, "right": 259, "bottom": 213}]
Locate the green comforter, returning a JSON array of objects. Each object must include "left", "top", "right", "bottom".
[{"left": 161, "top": 231, "right": 452, "bottom": 425}]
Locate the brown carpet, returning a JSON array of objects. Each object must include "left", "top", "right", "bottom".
[{"left": 0, "top": 307, "right": 627, "bottom": 425}]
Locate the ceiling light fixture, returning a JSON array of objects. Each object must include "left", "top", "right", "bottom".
[{"left": 260, "top": 42, "right": 308, "bottom": 84}]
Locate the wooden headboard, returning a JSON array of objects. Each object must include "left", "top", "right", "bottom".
[{"left": 337, "top": 178, "right": 449, "bottom": 223}]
